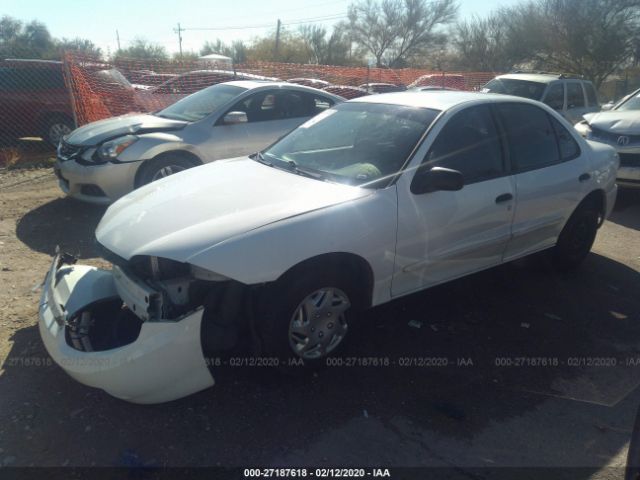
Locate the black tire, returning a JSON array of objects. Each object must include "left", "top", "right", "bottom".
[
  {"left": 626, "top": 405, "right": 640, "bottom": 480},
  {"left": 552, "top": 204, "right": 599, "bottom": 271},
  {"left": 256, "top": 267, "right": 360, "bottom": 367},
  {"left": 137, "top": 154, "right": 197, "bottom": 186},
  {"left": 42, "top": 115, "right": 74, "bottom": 147}
]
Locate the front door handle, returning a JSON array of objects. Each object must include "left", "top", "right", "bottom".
[
  {"left": 495, "top": 193, "right": 513, "bottom": 204},
  {"left": 579, "top": 173, "right": 591, "bottom": 182}
]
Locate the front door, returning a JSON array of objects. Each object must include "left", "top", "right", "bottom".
[{"left": 393, "top": 104, "right": 515, "bottom": 297}]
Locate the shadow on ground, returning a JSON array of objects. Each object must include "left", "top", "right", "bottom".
[
  {"left": 16, "top": 197, "right": 106, "bottom": 259},
  {"left": 610, "top": 188, "right": 640, "bottom": 230},
  {"left": 1, "top": 251, "right": 639, "bottom": 470}
]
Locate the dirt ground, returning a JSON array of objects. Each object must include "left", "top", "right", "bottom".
[{"left": 1, "top": 166, "right": 640, "bottom": 477}]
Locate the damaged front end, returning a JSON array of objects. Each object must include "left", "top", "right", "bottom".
[{"left": 38, "top": 248, "right": 219, "bottom": 404}]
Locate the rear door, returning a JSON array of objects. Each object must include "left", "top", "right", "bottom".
[
  {"left": 583, "top": 82, "right": 600, "bottom": 115},
  {"left": 565, "top": 81, "right": 589, "bottom": 123},
  {"left": 393, "top": 104, "right": 515, "bottom": 296},
  {"left": 497, "top": 102, "right": 589, "bottom": 260}
]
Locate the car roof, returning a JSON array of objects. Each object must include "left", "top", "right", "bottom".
[
  {"left": 225, "top": 80, "right": 340, "bottom": 94},
  {"left": 495, "top": 73, "right": 589, "bottom": 84},
  {"left": 349, "top": 90, "right": 541, "bottom": 111}
]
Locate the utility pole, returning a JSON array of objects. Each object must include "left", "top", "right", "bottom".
[
  {"left": 174, "top": 23, "right": 184, "bottom": 58},
  {"left": 274, "top": 19, "right": 281, "bottom": 58},
  {"left": 116, "top": 30, "right": 121, "bottom": 51}
]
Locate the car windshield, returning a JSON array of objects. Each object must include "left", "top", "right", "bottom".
[
  {"left": 483, "top": 78, "right": 547, "bottom": 100},
  {"left": 615, "top": 91, "right": 640, "bottom": 111},
  {"left": 261, "top": 102, "right": 440, "bottom": 188},
  {"left": 156, "top": 84, "right": 247, "bottom": 121}
]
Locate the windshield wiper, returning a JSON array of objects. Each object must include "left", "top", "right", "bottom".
[
  {"left": 253, "top": 151, "right": 273, "bottom": 167},
  {"left": 282, "top": 159, "right": 326, "bottom": 180}
]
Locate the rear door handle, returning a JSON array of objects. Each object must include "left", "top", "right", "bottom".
[
  {"left": 579, "top": 173, "right": 591, "bottom": 182},
  {"left": 495, "top": 193, "right": 513, "bottom": 204}
]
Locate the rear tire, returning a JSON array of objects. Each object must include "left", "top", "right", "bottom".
[
  {"left": 137, "top": 153, "right": 197, "bottom": 186},
  {"left": 552, "top": 204, "right": 599, "bottom": 271}
]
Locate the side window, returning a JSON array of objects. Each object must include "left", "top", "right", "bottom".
[
  {"left": 225, "top": 91, "right": 274, "bottom": 123},
  {"left": 496, "top": 103, "right": 560, "bottom": 171},
  {"left": 271, "top": 91, "right": 312, "bottom": 120},
  {"left": 584, "top": 82, "right": 599, "bottom": 107},
  {"left": 543, "top": 83, "right": 564, "bottom": 110},
  {"left": 424, "top": 105, "right": 504, "bottom": 184},
  {"left": 567, "top": 83, "right": 585, "bottom": 108},
  {"left": 548, "top": 114, "right": 581, "bottom": 161},
  {"left": 314, "top": 95, "right": 334, "bottom": 112}
]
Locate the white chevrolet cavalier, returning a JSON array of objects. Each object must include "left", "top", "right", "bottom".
[{"left": 39, "top": 92, "right": 619, "bottom": 403}]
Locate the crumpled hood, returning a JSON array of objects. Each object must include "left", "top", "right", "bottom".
[
  {"left": 583, "top": 111, "right": 640, "bottom": 135},
  {"left": 96, "top": 158, "right": 372, "bottom": 264},
  {"left": 65, "top": 114, "right": 188, "bottom": 146}
]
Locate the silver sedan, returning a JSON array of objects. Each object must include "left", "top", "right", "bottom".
[{"left": 55, "top": 81, "right": 343, "bottom": 204}]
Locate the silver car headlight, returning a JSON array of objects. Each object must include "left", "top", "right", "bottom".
[{"left": 96, "top": 135, "right": 138, "bottom": 162}]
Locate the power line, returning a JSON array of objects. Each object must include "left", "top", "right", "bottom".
[{"left": 181, "top": 13, "right": 347, "bottom": 32}]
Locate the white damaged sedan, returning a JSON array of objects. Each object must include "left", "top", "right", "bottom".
[{"left": 39, "top": 92, "right": 618, "bottom": 404}]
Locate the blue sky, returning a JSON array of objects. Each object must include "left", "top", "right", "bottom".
[{"left": 3, "top": 0, "right": 522, "bottom": 55}]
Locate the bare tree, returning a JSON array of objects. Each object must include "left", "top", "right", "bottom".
[
  {"left": 452, "top": 0, "right": 640, "bottom": 86},
  {"left": 531, "top": 0, "right": 640, "bottom": 87},
  {"left": 348, "top": 0, "right": 458, "bottom": 67}
]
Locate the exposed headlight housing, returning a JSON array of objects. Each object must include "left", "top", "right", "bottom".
[
  {"left": 574, "top": 120, "right": 592, "bottom": 138},
  {"left": 96, "top": 135, "right": 138, "bottom": 162}
]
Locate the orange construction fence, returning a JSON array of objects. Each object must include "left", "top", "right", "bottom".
[{"left": 62, "top": 52, "right": 499, "bottom": 126}]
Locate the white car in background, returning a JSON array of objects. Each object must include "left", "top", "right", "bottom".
[
  {"left": 482, "top": 73, "right": 600, "bottom": 123},
  {"left": 39, "top": 92, "right": 618, "bottom": 404},
  {"left": 575, "top": 87, "right": 640, "bottom": 188}
]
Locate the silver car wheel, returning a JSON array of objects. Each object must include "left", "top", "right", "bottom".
[
  {"left": 48, "top": 123, "right": 72, "bottom": 144},
  {"left": 288, "top": 287, "right": 350, "bottom": 360},
  {"left": 151, "top": 164, "right": 187, "bottom": 182}
]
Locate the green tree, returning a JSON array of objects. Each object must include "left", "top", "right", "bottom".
[
  {"left": 0, "top": 15, "right": 55, "bottom": 59},
  {"left": 247, "top": 29, "right": 310, "bottom": 63},
  {"left": 113, "top": 38, "right": 168, "bottom": 61},
  {"left": 56, "top": 37, "right": 103, "bottom": 58}
]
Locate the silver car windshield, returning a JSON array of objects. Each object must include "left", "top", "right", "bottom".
[
  {"left": 262, "top": 102, "right": 440, "bottom": 188},
  {"left": 616, "top": 92, "right": 640, "bottom": 111},
  {"left": 156, "top": 84, "right": 247, "bottom": 122}
]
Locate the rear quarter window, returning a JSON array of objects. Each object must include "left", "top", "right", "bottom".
[{"left": 584, "top": 82, "right": 599, "bottom": 107}]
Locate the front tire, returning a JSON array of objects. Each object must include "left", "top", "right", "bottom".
[
  {"left": 552, "top": 204, "right": 599, "bottom": 271},
  {"left": 138, "top": 154, "right": 197, "bottom": 186},
  {"left": 258, "top": 269, "right": 358, "bottom": 365},
  {"left": 43, "top": 115, "right": 74, "bottom": 147}
]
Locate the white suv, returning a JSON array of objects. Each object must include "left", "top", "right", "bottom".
[
  {"left": 483, "top": 73, "right": 600, "bottom": 124},
  {"left": 39, "top": 92, "right": 618, "bottom": 403}
]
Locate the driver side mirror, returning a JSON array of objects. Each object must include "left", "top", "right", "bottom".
[
  {"left": 411, "top": 166, "right": 464, "bottom": 195},
  {"left": 223, "top": 111, "right": 248, "bottom": 125}
]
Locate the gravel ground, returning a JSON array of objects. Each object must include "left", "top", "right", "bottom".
[{"left": 0, "top": 168, "right": 639, "bottom": 478}]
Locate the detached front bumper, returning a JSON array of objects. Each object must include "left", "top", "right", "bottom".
[
  {"left": 55, "top": 158, "right": 142, "bottom": 204},
  {"left": 38, "top": 253, "right": 214, "bottom": 404}
]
